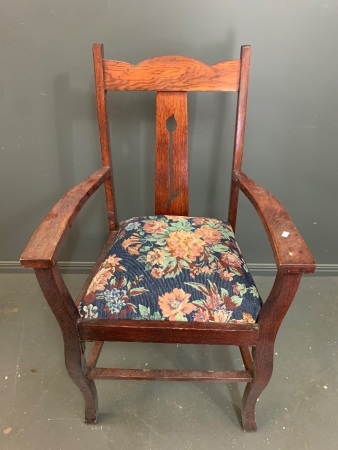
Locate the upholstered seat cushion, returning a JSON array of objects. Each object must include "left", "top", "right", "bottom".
[{"left": 79, "top": 215, "right": 262, "bottom": 323}]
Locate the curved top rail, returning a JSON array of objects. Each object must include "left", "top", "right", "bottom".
[{"left": 103, "top": 55, "right": 241, "bottom": 91}]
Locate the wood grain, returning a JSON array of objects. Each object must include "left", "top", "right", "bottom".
[
  {"left": 79, "top": 320, "right": 259, "bottom": 346},
  {"left": 20, "top": 167, "right": 110, "bottom": 268},
  {"left": 228, "top": 45, "right": 251, "bottom": 230},
  {"left": 155, "top": 92, "right": 188, "bottom": 215},
  {"left": 234, "top": 170, "right": 316, "bottom": 273},
  {"left": 103, "top": 56, "right": 241, "bottom": 92},
  {"left": 87, "top": 368, "right": 253, "bottom": 382},
  {"left": 93, "top": 44, "right": 118, "bottom": 230}
]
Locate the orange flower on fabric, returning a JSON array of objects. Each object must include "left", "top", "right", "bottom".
[
  {"left": 219, "top": 251, "right": 242, "bottom": 269},
  {"left": 146, "top": 249, "right": 165, "bottom": 266},
  {"left": 164, "top": 215, "right": 182, "bottom": 222},
  {"left": 122, "top": 235, "right": 141, "bottom": 255},
  {"left": 192, "top": 217, "right": 209, "bottom": 226},
  {"left": 158, "top": 288, "right": 196, "bottom": 320},
  {"left": 128, "top": 245, "right": 141, "bottom": 255},
  {"left": 242, "top": 312, "right": 255, "bottom": 324},
  {"left": 166, "top": 230, "right": 205, "bottom": 261},
  {"left": 151, "top": 267, "right": 164, "bottom": 279},
  {"left": 102, "top": 254, "right": 124, "bottom": 270},
  {"left": 87, "top": 268, "right": 112, "bottom": 294},
  {"left": 193, "top": 309, "right": 210, "bottom": 322},
  {"left": 205, "top": 293, "right": 222, "bottom": 309},
  {"left": 219, "top": 270, "right": 235, "bottom": 281},
  {"left": 213, "top": 309, "right": 232, "bottom": 323},
  {"left": 143, "top": 220, "right": 168, "bottom": 234},
  {"left": 195, "top": 227, "right": 222, "bottom": 244},
  {"left": 122, "top": 234, "right": 140, "bottom": 250}
]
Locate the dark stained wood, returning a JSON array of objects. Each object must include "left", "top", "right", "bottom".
[
  {"left": 79, "top": 320, "right": 259, "bottom": 346},
  {"left": 232, "top": 46, "right": 251, "bottom": 172},
  {"left": 20, "top": 43, "right": 316, "bottom": 431},
  {"left": 242, "top": 271, "right": 302, "bottom": 431},
  {"left": 20, "top": 167, "right": 110, "bottom": 269},
  {"left": 93, "top": 44, "right": 118, "bottom": 231},
  {"left": 234, "top": 170, "right": 316, "bottom": 273},
  {"left": 87, "top": 342, "right": 104, "bottom": 370},
  {"left": 34, "top": 265, "right": 98, "bottom": 424},
  {"left": 87, "top": 368, "right": 253, "bottom": 382},
  {"left": 155, "top": 92, "right": 189, "bottom": 215},
  {"left": 228, "top": 45, "right": 251, "bottom": 231},
  {"left": 103, "top": 56, "right": 241, "bottom": 91},
  {"left": 240, "top": 346, "right": 254, "bottom": 371}
]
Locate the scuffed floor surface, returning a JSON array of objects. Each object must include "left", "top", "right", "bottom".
[{"left": 0, "top": 273, "right": 337, "bottom": 449}]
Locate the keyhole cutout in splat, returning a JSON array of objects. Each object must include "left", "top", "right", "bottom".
[
  {"left": 164, "top": 114, "right": 179, "bottom": 208},
  {"left": 166, "top": 114, "right": 177, "bottom": 134}
]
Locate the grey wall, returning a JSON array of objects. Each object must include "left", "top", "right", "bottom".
[{"left": 1, "top": 0, "right": 337, "bottom": 270}]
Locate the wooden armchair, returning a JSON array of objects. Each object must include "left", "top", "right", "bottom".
[{"left": 20, "top": 43, "right": 315, "bottom": 431}]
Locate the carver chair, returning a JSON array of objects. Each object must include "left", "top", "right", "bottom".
[{"left": 20, "top": 43, "right": 315, "bottom": 431}]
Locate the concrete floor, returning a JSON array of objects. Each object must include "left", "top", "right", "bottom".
[{"left": 0, "top": 272, "right": 337, "bottom": 449}]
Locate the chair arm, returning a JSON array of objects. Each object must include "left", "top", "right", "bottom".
[
  {"left": 20, "top": 167, "right": 111, "bottom": 269},
  {"left": 234, "top": 170, "right": 315, "bottom": 274}
]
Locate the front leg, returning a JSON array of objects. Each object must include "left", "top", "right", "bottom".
[
  {"left": 241, "top": 344, "right": 274, "bottom": 432},
  {"left": 241, "top": 271, "right": 302, "bottom": 431},
  {"left": 35, "top": 265, "right": 98, "bottom": 423}
]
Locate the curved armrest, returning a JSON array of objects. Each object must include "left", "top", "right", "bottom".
[
  {"left": 20, "top": 167, "right": 111, "bottom": 269},
  {"left": 234, "top": 170, "right": 315, "bottom": 274}
]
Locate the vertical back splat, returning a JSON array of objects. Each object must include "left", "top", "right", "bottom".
[{"left": 155, "top": 92, "right": 188, "bottom": 216}]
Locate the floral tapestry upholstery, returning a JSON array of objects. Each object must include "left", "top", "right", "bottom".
[{"left": 79, "top": 216, "right": 262, "bottom": 323}]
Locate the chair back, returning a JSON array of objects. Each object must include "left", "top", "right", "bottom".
[{"left": 92, "top": 44, "right": 250, "bottom": 228}]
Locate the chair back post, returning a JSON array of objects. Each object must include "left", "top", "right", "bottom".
[
  {"left": 228, "top": 45, "right": 251, "bottom": 231},
  {"left": 92, "top": 43, "right": 118, "bottom": 231}
]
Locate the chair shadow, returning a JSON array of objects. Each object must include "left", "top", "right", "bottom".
[
  {"left": 172, "top": 344, "right": 243, "bottom": 426},
  {"left": 95, "top": 341, "right": 243, "bottom": 428}
]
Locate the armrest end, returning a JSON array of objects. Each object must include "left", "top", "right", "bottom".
[
  {"left": 20, "top": 167, "right": 111, "bottom": 268},
  {"left": 234, "top": 170, "right": 316, "bottom": 274}
]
